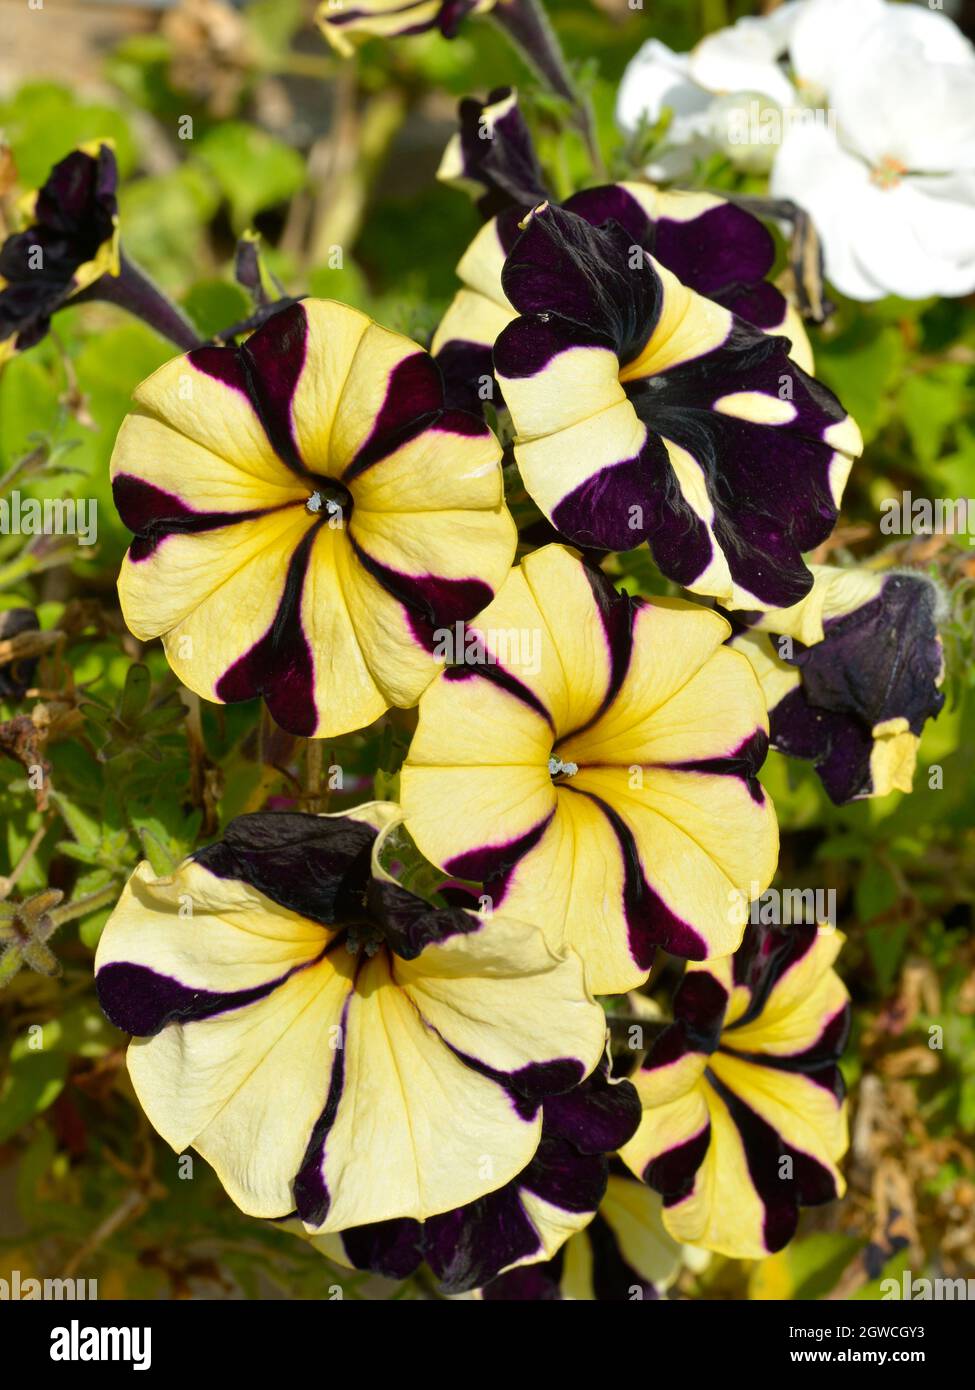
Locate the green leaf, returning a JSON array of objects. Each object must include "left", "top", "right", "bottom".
[
  {"left": 901, "top": 365, "right": 970, "bottom": 466},
  {"left": 181, "top": 280, "right": 251, "bottom": 339},
  {"left": 118, "top": 663, "right": 152, "bottom": 725},
  {"left": 865, "top": 921, "right": 911, "bottom": 994},
  {"left": 0, "top": 81, "right": 137, "bottom": 187},
  {"left": 815, "top": 321, "right": 905, "bottom": 443},
  {"left": 0, "top": 1050, "right": 68, "bottom": 1144},
  {"left": 197, "top": 123, "right": 306, "bottom": 231},
  {"left": 855, "top": 860, "right": 899, "bottom": 922}
]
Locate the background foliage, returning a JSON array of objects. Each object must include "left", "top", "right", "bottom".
[{"left": 1, "top": 0, "right": 973, "bottom": 1300}]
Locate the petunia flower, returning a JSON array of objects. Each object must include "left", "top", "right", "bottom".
[
  {"left": 726, "top": 566, "right": 946, "bottom": 804},
  {"left": 619, "top": 920, "right": 850, "bottom": 1260},
  {"left": 432, "top": 90, "right": 813, "bottom": 419},
  {"left": 436, "top": 87, "right": 549, "bottom": 221},
  {"left": 316, "top": 0, "right": 497, "bottom": 54},
  {"left": 292, "top": 1062, "right": 641, "bottom": 1293},
  {"left": 94, "top": 802, "right": 607, "bottom": 1234},
  {"left": 110, "top": 298, "right": 516, "bottom": 738},
  {"left": 400, "top": 544, "right": 779, "bottom": 995},
  {"left": 0, "top": 143, "right": 119, "bottom": 365},
  {"left": 492, "top": 203, "right": 860, "bottom": 611},
  {"left": 479, "top": 1167, "right": 683, "bottom": 1300},
  {"left": 616, "top": 0, "right": 975, "bottom": 300}
]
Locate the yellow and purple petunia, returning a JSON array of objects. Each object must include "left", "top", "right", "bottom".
[
  {"left": 110, "top": 298, "right": 516, "bottom": 738},
  {"left": 727, "top": 565, "right": 946, "bottom": 804},
  {"left": 620, "top": 921, "right": 850, "bottom": 1259},
  {"left": 432, "top": 88, "right": 816, "bottom": 419},
  {"left": 316, "top": 0, "right": 497, "bottom": 54},
  {"left": 400, "top": 543, "right": 779, "bottom": 995},
  {"left": 492, "top": 202, "right": 862, "bottom": 611},
  {"left": 479, "top": 1168, "right": 683, "bottom": 1300},
  {"left": 295, "top": 1061, "right": 641, "bottom": 1293},
  {"left": 0, "top": 143, "right": 119, "bottom": 365},
  {"left": 95, "top": 802, "right": 607, "bottom": 1234}
]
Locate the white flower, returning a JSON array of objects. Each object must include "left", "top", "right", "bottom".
[
  {"left": 771, "top": 2, "right": 975, "bottom": 300},
  {"left": 616, "top": 6, "right": 800, "bottom": 178},
  {"left": 616, "top": 0, "right": 975, "bottom": 301}
]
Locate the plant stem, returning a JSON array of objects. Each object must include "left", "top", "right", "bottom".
[
  {"left": 74, "top": 251, "right": 202, "bottom": 352},
  {"left": 48, "top": 882, "right": 120, "bottom": 930},
  {"left": 0, "top": 819, "right": 51, "bottom": 900},
  {"left": 491, "top": 0, "right": 605, "bottom": 179}
]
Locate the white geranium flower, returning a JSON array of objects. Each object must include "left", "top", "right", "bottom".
[
  {"left": 616, "top": 4, "right": 800, "bottom": 177},
  {"left": 616, "top": 0, "right": 975, "bottom": 301},
  {"left": 771, "top": 3, "right": 975, "bottom": 300}
]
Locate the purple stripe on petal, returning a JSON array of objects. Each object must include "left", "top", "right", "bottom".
[
  {"left": 445, "top": 660, "right": 554, "bottom": 729},
  {"left": 704, "top": 1070, "right": 839, "bottom": 1253},
  {"left": 189, "top": 303, "right": 311, "bottom": 479},
  {"left": 453, "top": 87, "right": 549, "bottom": 219},
  {"left": 292, "top": 993, "right": 352, "bottom": 1227},
  {"left": 349, "top": 534, "right": 493, "bottom": 653},
  {"left": 339, "top": 1218, "right": 424, "bottom": 1281},
  {"left": 721, "top": 1003, "right": 850, "bottom": 1083},
  {"left": 445, "top": 808, "right": 554, "bottom": 890},
  {"left": 95, "top": 956, "right": 318, "bottom": 1038},
  {"left": 113, "top": 473, "right": 284, "bottom": 562},
  {"left": 563, "top": 184, "right": 654, "bottom": 245},
  {"left": 654, "top": 204, "right": 775, "bottom": 301},
  {"left": 649, "top": 1119, "right": 711, "bottom": 1199},
  {"left": 343, "top": 352, "right": 444, "bottom": 480},
  {"left": 541, "top": 1067, "right": 642, "bottom": 1154},
  {"left": 447, "top": 1045, "right": 585, "bottom": 1121},
  {"left": 550, "top": 434, "right": 716, "bottom": 575},
  {"left": 215, "top": 525, "right": 318, "bottom": 736},
  {"left": 424, "top": 1184, "right": 543, "bottom": 1294},
  {"left": 643, "top": 1019, "right": 698, "bottom": 1073},
  {"left": 238, "top": 302, "right": 309, "bottom": 474},
  {"left": 566, "top": 787, "right": 707, "bottom": 964},
  {"left": 726, "top": 921, "right": 818, "bottom": 1028},
  {"left": 494, "top": 311, "right": 616, "bottom": 380},
  {"left": 588, "top": 1211, "right": 661, "bottom": 1301},
  {"left": 555, "top": 565, "right": 636, "bottom": 743},
  {"left": 500, "top": 207, "right": 662, "bottom": 362},
  {"left": 433, "top": 340, "right": 500, "bottom": 418},
  {"left": 520, "top": 1133, "right": 607, "bottom": 1216},
  {"left": 367, "top": 877, "right": 479, "bottom": 960},
  {"left": 673, "top": 970, "right": 730, "bottom": 1050},
  {"left": 482, "top": 1262, "right": 563, "bottom": 1300},
  {"left": 661, "top": 728, "right": 770, "bottom": 806},
  {"left": 720, "top": 280, "right": 788, "bottom": 331}
]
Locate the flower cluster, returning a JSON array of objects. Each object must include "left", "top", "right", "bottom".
[{"left": 75, "top": 7, "right": 955, "bottom": 1299}]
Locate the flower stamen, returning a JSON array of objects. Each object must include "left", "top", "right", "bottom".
[{"left": 548, "top": 755, "right": 578, "bottom": 779}]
